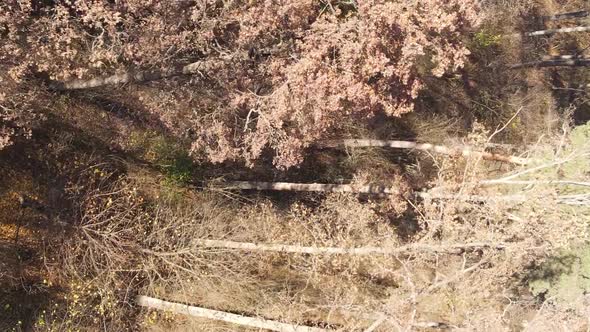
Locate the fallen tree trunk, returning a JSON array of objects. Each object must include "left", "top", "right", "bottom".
[
  {"left": 541, "top": 54, "right": 580, "bottom": 61},
  {"left": 218, "top": 181, "right": 398, "bottom": 194},
  {"left": 194, "top": 239, "right": 507, "bottom": 255},
  {"left": 510, "top": 58, "right": 590, "bottom": 69},
  {"left": 419, "top": 192, "right": 590, "bottom": 206},
  {"left": 419, "top": 192, "right": 528, "bottom": 203},
  {"left": 136, "top": 295, "right": 330, "bottom": 332},
  {"left": 543, "top": 10, "right": 589, "bottom": 21},
  {"left": 48, "top": 59, "right": 222, "bottom": 90},
  {"left": 318, "top": 139, "right": 530, "bottom": 165},
  {"left": 479, "top": 179, "right": 590, "bottom": 187},
  {"left": 523, "top": 25, "right": 590, "bottom": 37},
  {"left": 551, "top": 83, "right": 590, "bottom": 91}
]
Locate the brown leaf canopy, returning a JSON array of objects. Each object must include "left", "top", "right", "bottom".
[{"left": 1, "top": 0, "right": 480, "bottom": 168}]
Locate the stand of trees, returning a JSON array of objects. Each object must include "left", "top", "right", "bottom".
[{"left": 1, "top": 1, "right": 590, "bottom": 331}]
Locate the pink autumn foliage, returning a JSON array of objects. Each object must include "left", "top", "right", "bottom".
[
  {"left": 192, "top": 0, "right": 481, "bottom": 168},
  {"left": 1, "top": 1, "right": 480, "bottom": 165}
]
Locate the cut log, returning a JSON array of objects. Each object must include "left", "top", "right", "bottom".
[
  {"left": 219, "top": 181, "right": 398, "bottom": 194},
  {"left": 318, "top": 139, "right": 530, "bottom": 165},
  {"left": 194, "top": 239, "right": 507, "bottom": 255},
  {"left": 136, "top": 295, "right": 331, "bottom": 332},
  {"left": 49, "top": 59, "right": 222, "bottom": 90}
]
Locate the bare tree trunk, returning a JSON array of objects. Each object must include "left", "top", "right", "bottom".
[
  {"left": 420, "top": 191, "right": 590, "bottom": 206},
  {"left": 49, "top": 59, "right": 221, "bottom": 90},
  {"left": 194, "top": 239, "right": 507, "bottom": 255},
  {"left": 318, "top": 139, "right": 530, "bottom": 165},
  {"left": 418, "top": 192, "right": 528, "bottom": 203},
  {"left": 523, "top": 25, "right": 590, "bottom": 37},
  {"left": 510, "top": 58, "right": 590, "bottom": 69},
  {"left": 543, "top": 10, "right": 588, "bottom": 21},
  {"left": 136, "top": 295, "right": 331, "bottom": 332},
  {"left": 219, "top": 181, "right": 398, "bottom": 194},
  {"left": 479, "top": 179, "right": 590, "bottom": 187},
  {"left": 541, "top": 54, "right": 583, "bottom": 60}
]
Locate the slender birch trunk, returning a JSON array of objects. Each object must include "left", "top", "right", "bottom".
[
  {"left": 418, "top": 192, "right": 528, "bottom": 203},
  {"left": 419, "top": 191, "right": 590, "bottom": 206},
  {"left": 523, "top": 25, "right": 590, "bottom": 37},
  {"left": 541, "top": 54, "right": 583, "bottom": 60},
  {"left": 49, "top": 59, "right": 221, "bottom": 90},
  {"left": 543, "top": 10, "right": 588, "bottom": 21},
  {"left": 510, "top": 58, "right": 590, "bottom": 69},
  {"left": 194, "top": 239, "right": 506, "bottom": 255},
  {"left": 318, "top": 139, "right": 530, "bottom": 165},
  {"left": 136, "top": 296, "right": 331, "bottom": 332},
  {"left": 479, "top": 179, "right": 590, "bottom": 187},
  {"left": 219, "top": 181, "right": 398, "bottom": 194}
]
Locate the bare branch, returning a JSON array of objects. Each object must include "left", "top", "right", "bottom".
[
  {"left": 363, "top": 316, "right": 387, "bottom": 332},
  {"left": 492, "top": 154, "right": 578, "bottom": 181},
  {"left": 421, "top": 257, "right": 487, "bottom": 294}
]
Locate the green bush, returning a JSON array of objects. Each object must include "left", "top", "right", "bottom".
[{"left": 473, "top": 30, "right": 501, "bottom": 48}]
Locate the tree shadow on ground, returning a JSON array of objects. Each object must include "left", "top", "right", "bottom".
[{"left": 525, "top": 254, "right": 581, "bottom": 284}]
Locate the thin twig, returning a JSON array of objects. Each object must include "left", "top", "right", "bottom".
[
  {"left": 488, "top": 107, "right": 524, "bottom": 143},
  {"left": 493, "top": 153, "right": 578, "bottom": 182},
  {"left": 421, "top": 257, "right": 487, "bottom": 295},
  {"left": 363, "top": 316, "right": 387, "bottom": 332}
]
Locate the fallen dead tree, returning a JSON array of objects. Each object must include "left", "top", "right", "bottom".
[
  {"left": 48, "top": 59, "right": 224, "bottom": 90},
  {"left": 218, "top": 181, "right": 398, "bottom": 194},
  {"left": 542, "top": 10, "right": 589, "bottom": 21},
  {"left": 194, "top": 239, "right": 507, "bottom": 255},
  {"left": 420, "top": 192, "right": 590, "bottom": 206},
  {"left": 318, "top": 139, "right": 530, "bottom": 165},
  {"left": 541, "top": 55, "right": 583, "bottom": 61},
  {"left": 510, "top": 58, "right": 590, "bottom": 69},
  {"left": 520, "top": 25, "right": 590, "bottom": 37},
  {"left": 136, "top": 295, "right": 331, "bottom": 332},
  {"left": 215, "top": 180, "right": 588, "bottom": 205}
]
